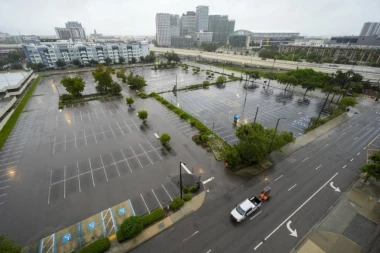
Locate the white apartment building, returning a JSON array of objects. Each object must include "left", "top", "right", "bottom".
[{"left": 22, "top": 40, "right": 149, "bottom": 68}]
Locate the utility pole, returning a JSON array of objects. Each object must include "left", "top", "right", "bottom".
[
  {"left": 268, "top": 118, "right": 285, "bottom": 152},
  {"left": 253, "top": 105, "right": 259, "bottom": 123},
  {"left": 179, "top": 162, "right": 185, "bottom": 199}
]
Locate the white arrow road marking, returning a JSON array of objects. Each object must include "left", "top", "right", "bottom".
[
  {"left": 264, "top": 172, "right": 338, "bottom": 241},
  {"left": 330, "top": 182, "right": 341, "bottom": 192},
  {"left": 286, "top": 221, "right": 298, "bottom": 237}
]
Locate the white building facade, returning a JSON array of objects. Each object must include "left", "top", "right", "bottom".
[
  {"left": 195, "top": 31, "right": 213, "bottom": 45},
  {"left": 156, "top": 13, "right": 171, "bottom": 46},
  {"left": 196, "top": 6, "right": 209, "bottom": 32},
  {"left": 22, "top": 40, "right": 149, "bottom": 68}
]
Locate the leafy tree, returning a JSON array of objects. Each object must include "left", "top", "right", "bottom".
[
  {"left": 10, "top": 63, "right": 22, "bottom": 70},
  {"left": 200, "top": 42, "right": 218, "bottom": 52},
  {"left": 145, "top": 52, "right": 156, "bottom": 63},
  {"left": 72, "top": 59, "right": 81, "bottom": 67},
  {"left": 0, "top": 234, "right": 21, "bottom": 253},
  {"left": 164, "top": 52, "right": 180, "bottom": 63},
  {"left": 131, "top": 57, "right": 137, "bottom": 64},
  {"left": 139, "top": 56, "right": 145, "bottom": 62},
  {"left": 203, "top": 81, "right": 210, "bottom": 88},
  {"left": 339, "top": 97, "right": 357, "bottom": 109},
  {"left": 301, "top": 82, "right": 318, "bottom": 99},
  {"left": 89, "top": 59, "right": 98, "bottom": 66},
  {"left": 126, "top": 97, "right": 134, "bottom": 107},
  {"left": 277, "top": 74, "right": 298, "bottom": 91},
  {"left": 60, "top": 76, "right": 85, "bottom": 97},
  {"left": 263, "top": 72, "right": 277, "bottom": 80},
  {"left": 258, "top": 49, "right": 276, "bottom": 59},
  {"left": 159, "top": 133, "right": 171, "bottom": 146},
  {"left": 109, "top": 82, "right": 122, "bottom": 95},
  {"left": 119, "top": 56, "right": 125, "bottom": 64},
  {"left": 138, "top": 110, "right": 148, "bottom": 123},
  {"left": 119, "top": 216, "right": 143, "bottom": 239},
  {"left": 361, "top": 153, "right": 380, "bottom": 182},
  {"left": 127, "top": 73, "right": 146, "bottom": 90},
  {"left": 55, "top": 59, "right": 66, "bottom": 69},
  {"left": 92, "top": 64, "right": 113, "bottom": 93},
  {"left": 216, "top": 76, "right": 227, "bottom": 85},
  {"left": 104, "top": 57, "right": 112, "bottom": 66},
  {"left": 248, "top": 71, "right": 260, "bottom": 82}
]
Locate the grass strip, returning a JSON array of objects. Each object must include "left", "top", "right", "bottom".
[{"left": 0, "top": 75, "right": 41, "bottom": 149}]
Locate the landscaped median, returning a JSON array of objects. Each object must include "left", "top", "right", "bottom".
[{"left": 0, "top": 75, "right": 41, "bottom": 150}]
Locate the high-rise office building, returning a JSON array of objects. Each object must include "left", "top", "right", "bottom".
[
  {"left": 359, "top": 22, "right": 380, "bottom": 37},
  {"left": 181, "top": 11, "right": 197, "bottom": 37},
  {"left": 208, "top": 15, "right": 235, "bottom": 44},
  {"left": 156, "top": 13, "right": 171, "bottom": 46},
  {"left": 170, "top": 15, "right": 180, "bottom": 37},
  {"left": 196, "top": 6, "right": 209, "bottom": 32},
  {"left": 54, "top": 21, "right": 86, "bottom": 40}
]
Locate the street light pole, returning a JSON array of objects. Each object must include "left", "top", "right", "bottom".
[
  {"left": 179, "top": 162, "right": 185, "bottom": 199},
  {"left": 269, "top": 118, "right": 285, "bottom": 152},
  {"left": 253, "top": 105, "right": 259, "bottom": 123}
]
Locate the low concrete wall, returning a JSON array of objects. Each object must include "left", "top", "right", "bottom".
[{"left": 0, "top": 108, "right": 15, "bottom": 131}]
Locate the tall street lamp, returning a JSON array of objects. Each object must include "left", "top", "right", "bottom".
[
  {"left": 179, "top": 162, "right": 186, "bottom": 199},
  {"left": 269, "top": 117, "right": 286, "bottom": 152},
  {"left": 253, "top": 105, "right": 259, "bottom": 123}
]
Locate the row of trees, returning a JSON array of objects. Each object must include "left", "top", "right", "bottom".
[
  {"left": 90, "top": 65, "right": 122, "bottom": 95},
  {"left": 361, "top": 152, "right": 380, "bottom": 182},
  {"left": 200, "top": 42, "right": 218, "bottom": 52},
  {"left": 0, "top": 50, "right": 24, "bottom": 70}
]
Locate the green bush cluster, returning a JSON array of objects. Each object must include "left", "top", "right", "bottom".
[
  {"left": 149, "top": 93, "right": 212, "bottom": 136},
  {"left": 138, "top": 92, "right": 148, "bottom": 99},
  {"left": 77, "top": 238, "right": 110, "bottom": 253},
  {"left": 169, "top": 197, "right": 185, "bottom": 210},
  {"left": 116, "top": 216, "right": 143, "bottom": 243},
  {"left": 183, "top": 194, "right": 192, "bottom": 202},
  {"left": 183, "top": 186, "right": 189, "bottom": 194},
  {"left": 140, "top": 208, "right": 165, "bottom": 228},
  {"left": 190, "top": 186, "right": 198, "bottom": 193}
]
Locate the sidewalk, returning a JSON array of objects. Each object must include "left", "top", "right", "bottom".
[
  {"left": 108, "top": 191, "right": 206, "bottom": 253},
  {"left": 295, "top": 178, "right": 380, "bottom": 253}
]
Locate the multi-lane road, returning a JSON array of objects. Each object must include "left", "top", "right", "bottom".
[
  {"left": 153, "top": 47, "right": 380, "bottom": 82},
  {"left": 132, "top": 99, "right": 380, "bottom": 253}
]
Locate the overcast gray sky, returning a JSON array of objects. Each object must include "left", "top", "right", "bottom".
[{"left": 0, "top": 0, "right": 379, "bottom": 37}]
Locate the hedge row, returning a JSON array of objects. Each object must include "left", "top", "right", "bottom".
[
  {"left": 140, "top": 208, "right": 165, "bottom": 228},
  {"left": 77, "top": 238, "right": 110, "bottom": 253},
  {"left": 149, "top": 92, "right": 212, "bottom": 135},
  {"left": 170, "top": 197, "right": 185, "bottom": 210}
]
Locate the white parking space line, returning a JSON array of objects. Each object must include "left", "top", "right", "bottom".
[
  {"left": 274, "top": 175, "right": 283, "bottom": 181},
  {"left": 73, "top": 131, "right": 77, "bottom": 148},
  {"left": 48, "top": 170, "right": 52, "bottom": 204},
  {"left": 64, "top": 133, "right": 66, "bottom": 152},
  {"left": 130, "top": 119, "right": 139, "bottom": 129},
  {"left": 140, "top": 194, "right": 150, "bottom": 213},
  {"left": 130, "top": 146, "right": 143, "bottom": 168},
  {"left": 94, "top": 108, "right": 99, "bottom": 118},
  {"left": 354, "top": 137, "right": 358, "bottom": 140},
  {"left": 88, "top": 159, "right": 96, "bottom": 186},
  {"left": 109, "top": 124, "right": 116, "bottom": 138},
  {"left": 87, "top": 109, "right": 91, "bottom": 121},
  {"left": 110, "top": 152, "right": 121, "bottom": 177},
  {"left": 162, "top": 184, "right": 173, "bottom": 201},
  {"left": 357, "top": 152, "right": 360, "bottom": 156},
  {"left": 343, "top": 165, "right": 347, "bottom": 168},
  {"left": 0, "top": 161, "right": 19, "bottom": 167},
  {"left": 250, "top": 211, "right": 262, "bottom": 220},
  {"left": 64, "top": 166, "right": 66, "bottom": 198},
  {"left": 350, "top": 158, "right": 354, "bottom": 162},
  {"left": 116, "top": 122, "right": 125, "bottom": 136},
  {"left": 120, "top": 149, "right": 133, "bottom": 172},
  {"left": 99, "top": 155, "right": 109, "bottom": 182},
  {"left": 139, "top": 144, "right": 153, "bottom": 164},
  {"left": 77, "top": 162, "right": 81, "bottom": 192},
  {"left": 302, "top": 157, "right": 309, "bottom": 163},
  {"left": 92, "top": 128, "right": 98, "bottom": 143},
  {"left": 122, "top": 120, "right": 132, "bottom": 133},
  {"left": 202, "top": 177, "right": 214, "bottom": 184},
  {"left": 151, "top": 189, "right": 163, "bottom": 208},
  {"left": 0, "top": 185, "right": 10, "bottom": 190},
  {"left": 0, "top": 155, "right": 21, "bottom": 162},
  {"left": 83, "top": 129, "right": 88, "bottom": 146},
  {"left": 315, "top": 164, "right": 322, "bottom": 170},
  {"left": 288, "top": 184, "right": 297, "bottom": 191},
  {"left": 148, "top": 141, "right": 163, "bottom": 161},
  {"left": 254, "top": 242, "right": 263, "bottom": 251}
]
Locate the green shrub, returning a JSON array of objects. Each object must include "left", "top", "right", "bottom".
[
  {"left": 138, "top": 92, "right": 148, "bottom": 99},
  {"left": 117, "top": 216, "right": 143, "bottom": 242},
  {"left": 140, "top": 208, "right": 165, "bottom": 228},
  {"left": 190, "top": 120, "right": 196, "bottom": 127},
  {"left": 190, "top": 186, "right": 198, "bottom": 193},
  {"left": 183, "top": 194, "right": 192, "bottom": 202},
  {"left": 170, "top": 197, "right": 185, "bottom": 210},
  {"left": 58, "top": 103, "right": 64, "bottom": 109},
  {"left": 200, "top": 133, "right": 209, "bottom": 143},
  {"left": 183, "top": 186, "right": 189, "bottom": 194},
  {"left": 60, "top": 94, "right": 73, "bottom": 102},
  {"left": 180, "top": 113, "right": 189, "bottom": 120},
  {"left": 78, "top": 238, "right": 110, "bottom": 253}
]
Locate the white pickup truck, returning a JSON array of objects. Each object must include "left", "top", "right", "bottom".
[{"left": 230, "top": 196, "right": 262, "bottom": 222}]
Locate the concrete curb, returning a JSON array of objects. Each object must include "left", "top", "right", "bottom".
[{"left": 108, "top": 191, "right": 206, "bottom": 253}]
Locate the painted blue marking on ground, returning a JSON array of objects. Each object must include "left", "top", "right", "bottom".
[
  {"left": 100, "top": 213, "right": 106, "bottom": 237},
  {"left": 118, "top": 207, "right": 126, "bottom": 216},
  {"left": 110, "top": 208, "right": 118, "bottom": 232},
  {"left": 38, "top": 239, "right": 43, "bottom": 253},
  {"left": 53, "top": 233, "right": 57, "bottom": 253},
  {"left": 87, "top": 221, "right": 96, "bottom": 231},
  {"left": 61, "top": 232, "right": 72, "bottom": 243}
]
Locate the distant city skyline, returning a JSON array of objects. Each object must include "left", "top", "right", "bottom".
[{"left": 0, "top": 0, "right": 379, "bottom": 37}]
